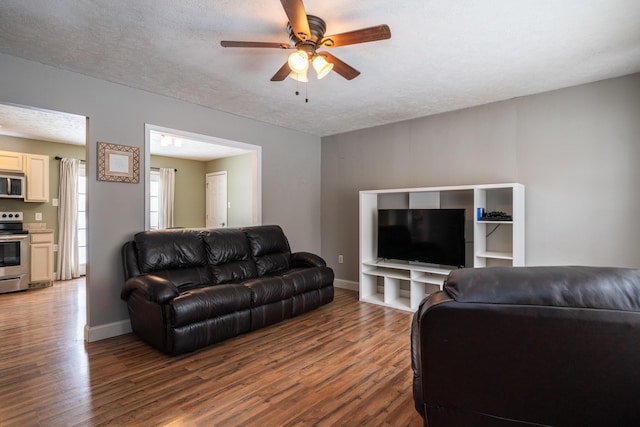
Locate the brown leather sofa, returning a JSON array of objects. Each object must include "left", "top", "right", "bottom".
[
  {"left": 411, "top": 266, "right": 640, "bottom": 426},
  {"left": 121, "top": 225, "right": 334, "bottom": 355}
]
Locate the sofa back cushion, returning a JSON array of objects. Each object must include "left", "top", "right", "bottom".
[
  {"left": 445, "top": 266, "right": 640, "bottom": 312},
  {"left": 203, "top": 229, "right": 258, "bottom": 283},
  {"left": 242, "top": 225, "right": 291, "bottom": 276},
  {"left": 134, "top": 229, "right": 212, "bottom": 289}
]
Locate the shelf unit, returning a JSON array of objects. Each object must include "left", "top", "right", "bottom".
[
  {"left": 359, "top": 183, "right": 525, "bottom": 311},
  {"left": 474, "top": 184, "right": 525, "bottom": 267}
]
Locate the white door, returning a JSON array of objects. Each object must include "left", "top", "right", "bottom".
[{"left": 206, "top": 172, "right": 227, "bottom": 228}]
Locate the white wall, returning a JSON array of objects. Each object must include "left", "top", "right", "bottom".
[
  {"left": 0, "top": 53, "right": 322, "bottom": 340},
  {"left": 321, "top": 74, "right": 640, "bottom": 282}
]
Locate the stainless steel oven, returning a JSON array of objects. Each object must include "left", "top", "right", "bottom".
[{"left": 0, "top": 212, "right": 29, "bottom": 294}]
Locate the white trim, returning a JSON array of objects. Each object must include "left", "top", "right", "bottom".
[
  {"left": 334, "top": 278, "right": 358, "bottom": 291},
  {"left": 84, "top": 320, "right": 132, "bottom": 343}
]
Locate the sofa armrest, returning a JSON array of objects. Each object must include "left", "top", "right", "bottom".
[
  {"left": 411, "top": 291, "right": 454, "bottom": 418},
  {"left": 291, "top": 251, "right": 327, "bottom": 268},
  {"left": 121, "top": 274, "right": 180, "bottom": 304}
]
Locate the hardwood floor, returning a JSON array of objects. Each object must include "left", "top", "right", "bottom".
[{"left": 0, "top": 279, "right": 423, "bottom": 426}]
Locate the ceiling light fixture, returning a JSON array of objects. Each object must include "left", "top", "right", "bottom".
[
  {"left": 312, "top": 55, "right": 333, "bottom": 79},
  {"left": 288, "top": 70, "right": 308, "bottom": 82},
  {"left": 160, "top": 134, "right": 182, "bottom": 147},
  {"left": 287, "top": 50, "right": 334, "bottom": 81},
  {"left": 287, "top": 50, "right": 309, "bottom": 74}
]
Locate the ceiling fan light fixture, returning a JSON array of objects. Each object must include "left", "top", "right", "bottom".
[
  {"left": 312, "top": 55, "right": 333, "bottom": 79},
  {"left": 288, "top": 70, "right": 309, "bottom": 83},
  {"left": 288, "top": 50, "right": 309, "bottom": 73}
]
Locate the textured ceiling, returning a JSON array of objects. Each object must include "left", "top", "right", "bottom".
[
  {"left": 0, "top": 103, "right": 86, "bottom": 145},
  {"left": 0, "top": 0, "right": 639, "bottom": 139}
]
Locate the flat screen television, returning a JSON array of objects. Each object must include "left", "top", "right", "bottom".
[{"left": 377, "top": 208, "right": 466, "bottom": 267}]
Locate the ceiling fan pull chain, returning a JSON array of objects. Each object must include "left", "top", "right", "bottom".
[{"left": 306, "top": 81, "right": 309, "bottom": 103}]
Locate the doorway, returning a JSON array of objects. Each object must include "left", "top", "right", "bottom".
[
  {"left": 206, "top": 171, "right": 227, "bottom": 228},
  {"left": 0, "top": 101, "right": 89, "bottom": 328},
  {"left": 144, "top": 124, "right": 262, "bottom": 230}
]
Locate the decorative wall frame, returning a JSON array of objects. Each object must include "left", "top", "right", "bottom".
[{"left": 97, "top": 142, "right": 140, "bottom": 183}]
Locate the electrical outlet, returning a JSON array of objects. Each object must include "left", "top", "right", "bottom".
[
  {"left": 52, "top": 198, "right": 59, "bottom": 207},
  {"left": 338, "top": 255, "right": 344, "bottom": 264},
  {"left": 35, "top": 212, "right": 42, "bottom": 221}
]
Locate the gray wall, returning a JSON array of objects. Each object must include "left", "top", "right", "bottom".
[
  {"left": 0, "top": 53, "right": 322, "bottom": 339},
  {"left": 322, "top": 74, "right": 640, "bottom": 282}
]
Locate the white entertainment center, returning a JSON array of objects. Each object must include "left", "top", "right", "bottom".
[{"left": 359, "top": 183, "right": 525, "bottom": 311}]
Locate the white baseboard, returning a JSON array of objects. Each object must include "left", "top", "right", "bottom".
[
  {"left": 84, "top": 319, "right": 132, "bottom": 343},
  {"left": 334, "top": 278, "right": 358, "bottom": 291}
]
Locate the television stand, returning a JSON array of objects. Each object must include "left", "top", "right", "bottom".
[
  {"left": 359, "top": 183, "right": 525, "bottom": 311},
  {"left": 361, "top": 259, "right": 452, "bottom": 311}
]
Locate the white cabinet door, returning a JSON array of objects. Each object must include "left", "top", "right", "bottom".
[
  {"left": 30, "top": 232, "right": 54, "bottom": 284},
  {"left": 0, "top": 150, "right": 24, "bottom": 171},
  {"left": 24, "top": 154, "right": 49, "bottom": 202}
]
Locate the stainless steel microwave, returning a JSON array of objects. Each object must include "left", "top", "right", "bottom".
[{"left": 0, "top": 174, "right": 25, "bottom": 198}]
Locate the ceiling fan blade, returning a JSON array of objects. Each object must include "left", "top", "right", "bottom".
[
  {"left": 320, "top": 25, "right": 391, "bottom": 48},
  {"left": 221, "top": 41, "right": 292, "bottom": 49},
  {"left": 271, "top": 62, "right": 291, "bottom": 81},
  {"left": 318, "top": 52, "right": 360, "bottom": 80},
  {"left": 280, "top": 0, "right": 311, "bottom": 41}
]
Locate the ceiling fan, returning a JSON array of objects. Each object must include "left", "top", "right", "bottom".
[{"left": 220, "top": 0, "right": 391, "bottom": 82}]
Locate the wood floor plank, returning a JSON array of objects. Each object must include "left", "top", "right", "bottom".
[{"left": 0, "top": 278, "right": 423, "bottom": 426}]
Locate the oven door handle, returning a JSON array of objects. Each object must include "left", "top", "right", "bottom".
[{"left": 0, "top": 234, "right": 28, "bottom": 241}]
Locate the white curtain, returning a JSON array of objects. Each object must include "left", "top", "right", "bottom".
[
  {"left": 56, "top": 158, "right": 80, "bottom": 280},
  {"left": 159, "top": 167, "right": 175, "bottom": 229}
]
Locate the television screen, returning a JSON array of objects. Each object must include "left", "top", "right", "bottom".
[{"left": 377, "top": 208, "right": 466, "bottom": 267}]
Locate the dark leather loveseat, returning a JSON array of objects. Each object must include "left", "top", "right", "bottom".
[
  {"left": 121, "top": 225, "right": 334, "bottom": 355},
  {"left": 411, "top": 266, "right": 640, "bottom": 426}
]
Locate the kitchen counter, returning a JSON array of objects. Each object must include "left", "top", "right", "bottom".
[
  {"left": 23, "top": 222, "right": 53, "bottom": 234},
  {"left": 27, "top": 228, "right": 54, "bottom": 234}
]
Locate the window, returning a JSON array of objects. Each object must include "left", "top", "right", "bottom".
[
  {"left": 77, "top": 163, "right": 87, "bottom": 275},
  {"left": 149, "top": 170, "right": 160, "bottom": 230}
]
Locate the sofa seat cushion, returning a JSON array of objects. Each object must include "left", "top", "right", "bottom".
[
  {"left": 171, "top": 284, "right": 252, "bottom": 327},
  {"left": 203, "top": 229, "right": 258, "bottom": 283},
  {"left": 275, "top": 267, "right": 335, "bottom": 294},
  {"left": 445, "top": 266, "right": 640, "bottom": 311},
  {"left": 242, "top": 276, "right": 296, "bottom": 306}
]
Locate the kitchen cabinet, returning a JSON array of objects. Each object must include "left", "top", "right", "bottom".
[
  {"left": 24, "top": 154, "right": 49, "bottom": 202},
  {"left": 0, "top": 150, "right": 24, "bottom": 171},
  {"left": 30, "top": 231, "right": 54, "bottom": 286}
]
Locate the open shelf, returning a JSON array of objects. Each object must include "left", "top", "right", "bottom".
[
  {"left": 360, "top": 183, "right": 525, "bottom": 311},
  {"left": 476, "top": 251, "right": 514, "bottom": 260}
]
